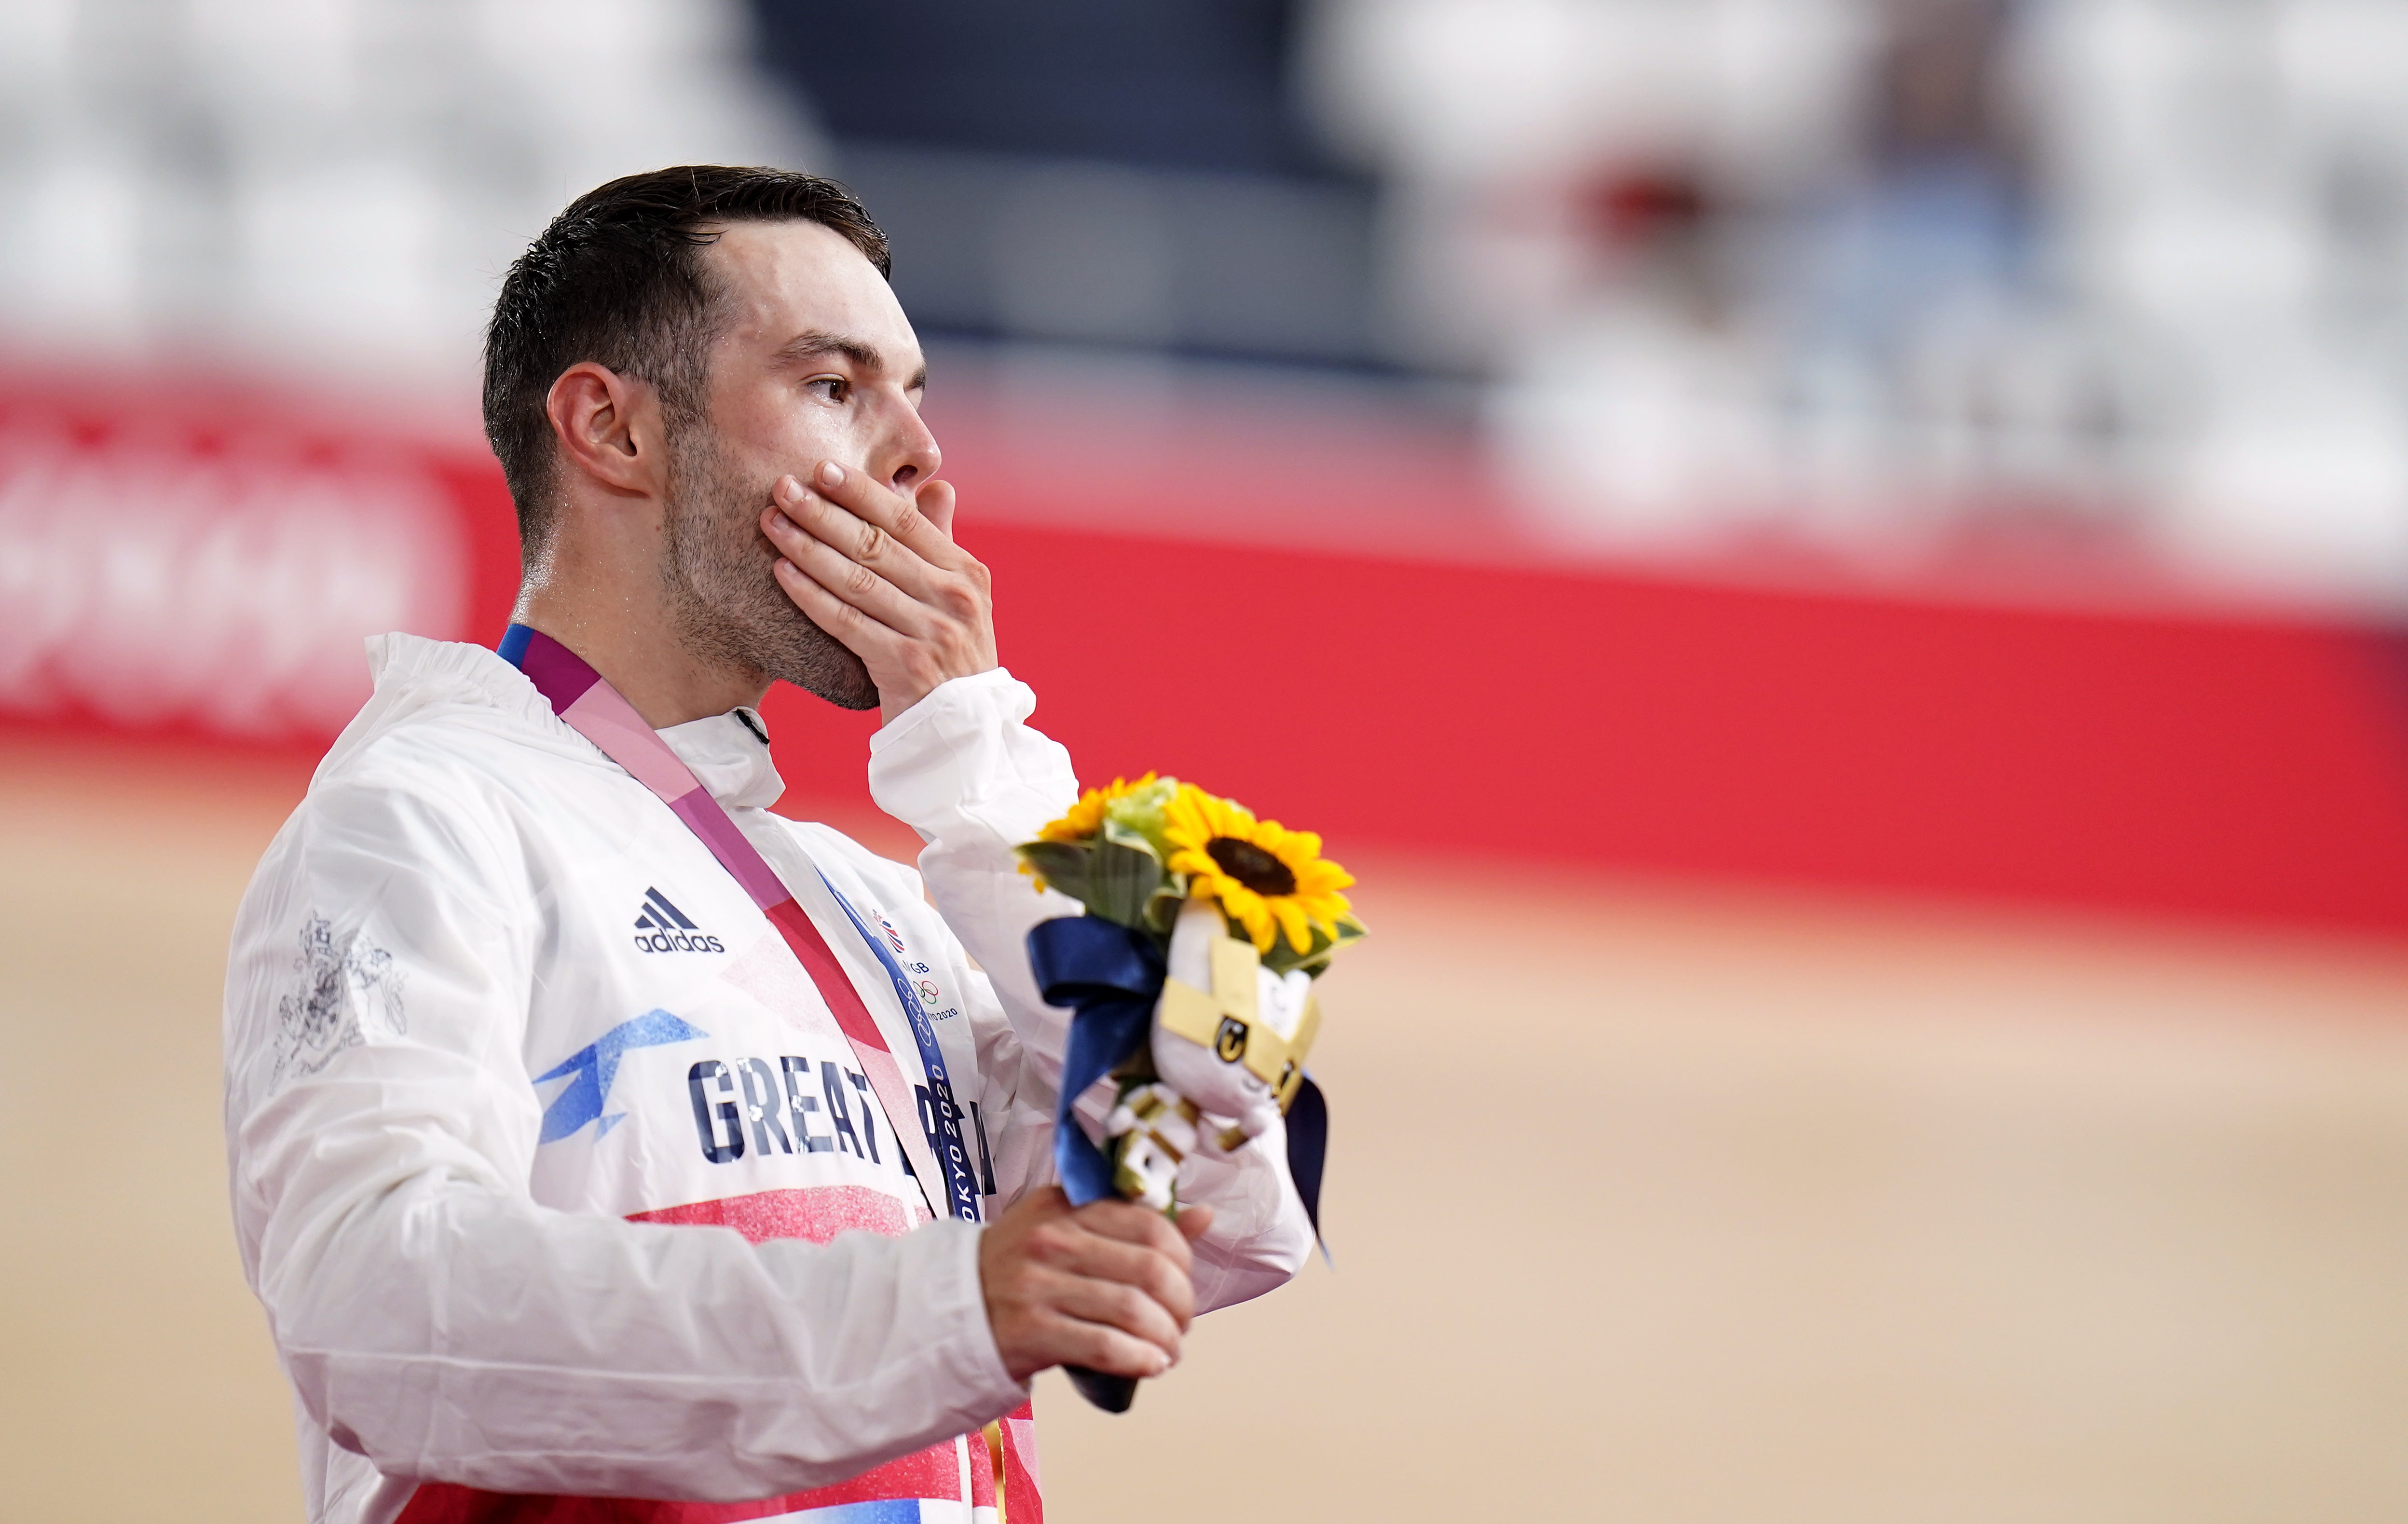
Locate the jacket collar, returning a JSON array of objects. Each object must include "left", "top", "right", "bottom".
[
  {"left": 351, "top": 634, "right": 788, "bottom": 810},
  {"left": 657, "top": 708, "right": 784, "bottom": 810}
]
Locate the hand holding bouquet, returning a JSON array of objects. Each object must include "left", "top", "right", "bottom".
[{"left": 1018, "top": 776, "right": 1363, "bottom": 1410}]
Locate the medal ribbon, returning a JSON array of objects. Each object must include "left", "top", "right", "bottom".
[{"left": 500, "top": 623, "right": 982, "bottom": 1224}]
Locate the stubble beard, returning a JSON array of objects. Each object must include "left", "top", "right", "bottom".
[{"left": 658, "top": 428, "right": 880, "bottom": 712}]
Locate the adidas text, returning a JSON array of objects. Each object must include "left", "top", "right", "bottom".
[
  {"left": 632, "top": 887, "right": 725, "bottom": 955},
  {"left": 635, "top": 929, "right": 725, "bottom": 954}
]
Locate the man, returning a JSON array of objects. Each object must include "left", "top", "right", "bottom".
[{"left": 222, "top": 165, "right": 1312, "bottom": 1524}]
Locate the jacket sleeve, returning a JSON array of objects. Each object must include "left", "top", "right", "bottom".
[
  {"left": 222, "top": 765, "right": 1026, "bottom": 1502},
  {"left": 864, "top": 669, "right": 1313, "bottom": 1310}
]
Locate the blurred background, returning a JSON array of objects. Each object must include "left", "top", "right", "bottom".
[{"left": 5, "top": 1, "right": 2408, "bottom": 1520}]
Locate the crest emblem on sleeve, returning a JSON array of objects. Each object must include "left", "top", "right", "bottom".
[{"left": 272, "top": 916, "right": 406, "bottom": 1089}]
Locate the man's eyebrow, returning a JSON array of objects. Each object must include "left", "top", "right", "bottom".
[
  {"left": 773, "top": 330, "right": 881, "bottom": 370},
  {"left": 773, "top": 330, "right": 928, "bottom": 389}
]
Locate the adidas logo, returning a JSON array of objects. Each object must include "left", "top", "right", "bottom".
[{"left": 631, "top": 888, "right": 725, "bottom": 954}]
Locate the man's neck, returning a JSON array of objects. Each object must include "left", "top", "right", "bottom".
[{"left": 511, "top": 574, "right": 770, "bottom": 732}]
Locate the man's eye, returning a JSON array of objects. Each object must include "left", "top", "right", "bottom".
[{"left": 807, "top": 377, "right": 848, "bottom": 402}]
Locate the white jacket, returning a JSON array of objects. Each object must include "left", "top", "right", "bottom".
[{"left": 221, "top": 635, "right": 1311, "bottom": 1524}]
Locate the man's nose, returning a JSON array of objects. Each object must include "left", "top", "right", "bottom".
[{"left": 875, "top": 399, "right": 942, "bottom": 494}]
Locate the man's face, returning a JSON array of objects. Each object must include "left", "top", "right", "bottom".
[{"left": 658, "top": 219, "right": 937, "bottom": 710}]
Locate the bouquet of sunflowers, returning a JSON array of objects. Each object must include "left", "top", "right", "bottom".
[{"left": 1018, "top": 775, "right": 1362, "bottom": 1410}]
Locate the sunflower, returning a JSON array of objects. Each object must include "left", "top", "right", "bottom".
[
  {"left": 1037, "top": 772, "right": 1159, "bottom": 844},
  {"left": 1023, "top": 774, "right": 1163, "bottom": 891},
  {"left": 1162, "top": 783, "right": 1355, "bottom": 954}
]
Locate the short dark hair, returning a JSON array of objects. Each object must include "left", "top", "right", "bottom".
[{"left": 482, "top": 165, "right": 890, "bottom": 552}]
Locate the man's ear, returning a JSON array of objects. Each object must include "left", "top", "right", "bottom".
[{"left": 546, "top": 362, "right": 667, "bottom": 500}]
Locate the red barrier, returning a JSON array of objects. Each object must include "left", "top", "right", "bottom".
[{"left": 952, "top": 529, "right": 2408, "bottom": 935}]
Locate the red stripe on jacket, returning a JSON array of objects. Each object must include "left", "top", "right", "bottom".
[{"left": 396, "top": 1186, "right": 1039, "bottom": 1523}]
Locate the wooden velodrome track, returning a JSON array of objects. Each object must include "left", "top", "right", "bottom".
[{"left": 5, "top": 735, "right": 2407, "bottom": 1522}]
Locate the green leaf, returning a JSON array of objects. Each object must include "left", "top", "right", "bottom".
[
  {"left": 1263, "top": 915, "right": 1368, "bottom": 979},
  {"left": 1083, "top": 837, "right": 1164, "bottom": 927},
  {"left": 1013, "top": 841, "right": 1092, "bottom": 901},
  {"left": 1099, "top": 816, "right": 1164, "bottom": 862},
  {"left": 1141, "top": 882, "right": 1187, "bottom": 937}
]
